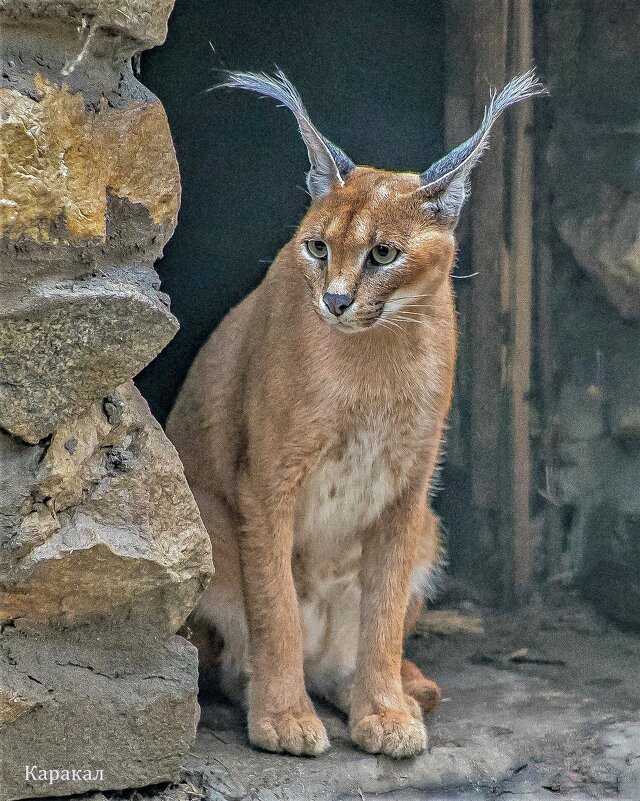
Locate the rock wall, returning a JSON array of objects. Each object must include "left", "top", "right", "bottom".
[
  {"left": 541, "top": 0, "right": 640, "bottom": 628},
  {"left": 0, "top": 2, "right": 213, "bottom": 799},
  {"left": 547, "top": 0, "right": 640, "bottom": 321}
]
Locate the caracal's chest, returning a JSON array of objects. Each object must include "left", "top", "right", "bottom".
[
  {"left": 292, "top": 342, "right": 444, "bottom": 568},
  {"left": 294, "top": 412, "right": 417, "bottom": 563}
]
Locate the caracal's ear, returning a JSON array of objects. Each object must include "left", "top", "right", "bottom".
[
  {"left": 217, "top": 68, "right": 355, "bottom": 200},
  {"left": 418, "top": 70, "right": 547, "bottom": 226}
]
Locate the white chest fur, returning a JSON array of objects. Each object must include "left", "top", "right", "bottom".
[{"left": 295, "top": 423, "right": 404, "bottom": 559}]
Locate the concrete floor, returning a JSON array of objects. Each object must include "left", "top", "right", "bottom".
[
  {"left": 110, "top": 595, "right": 640, "bottom": 801},
  {"left": 170, "top": 596, "right": 640, "bottom": 800}
]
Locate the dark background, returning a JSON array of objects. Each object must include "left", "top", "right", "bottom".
[
  {"left": 136, "top": 0, "right": 640, "bottom": 621},
  {"left": 137, "top": 0, "right": 446, "bottom": 424}
]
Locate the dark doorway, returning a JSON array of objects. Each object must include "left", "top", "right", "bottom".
[{"left": 137, "top": 0, "right": 445, "bottom": 424}]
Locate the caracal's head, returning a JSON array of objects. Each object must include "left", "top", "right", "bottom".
[{"left": 218, "top": 69, "right": 545, "bottom": 333}]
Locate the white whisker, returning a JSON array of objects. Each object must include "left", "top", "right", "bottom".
[
  {"left": 389, "top": 315, "right": 437, "bottom": 331},
  {"left": 387, "top": 294, "right": 433, "bottom": 300},
  {"left": 391, "top": 311, "right": 430, "bottom": 319},
  {"left": 375, "top": 319, "right": 401, "bottom": 337},
  {"left": 389, "top": 304, "right": 437, "bottom": 310}
]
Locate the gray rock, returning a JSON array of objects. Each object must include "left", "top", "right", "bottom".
[
  {"left": 0, "top": 382, "right": 213, "bottom": 634},
  {"left": 0, "top": 621, "right": 199, "bottom": 801},
  {"left": 0, "top": 4, "right": 206, "bottom": 801},
  {"left": 1, "top": 23, "right": 182, "bottom": 441},
  {"left": 0, "top": 432, "right": 46, "bottom": 557},
  {"left": 557, "top": 188, "right": 640, "bottom": 320},
  {"left": 602, "top": 723, "right": 640, "bottom": 801},
  {"left": 545, "top": 0, "right": 640, "bottom": 320},
  {"left": 0, "top": 279, "right": 178, "bottom": 443},
  {"left": 0, "top": 0, "right": 176, "bottom": 50}
]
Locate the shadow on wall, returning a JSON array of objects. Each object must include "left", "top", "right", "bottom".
[{"left": 137, "top": 0, "right": 445, "bottom": 424}]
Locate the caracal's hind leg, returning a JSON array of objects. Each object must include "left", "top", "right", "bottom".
[
  {"left": 402, "top": 598, "right": 442, "bottom": 714},
  {"left": 189, "top": 487, "right": 250, "bottom": 708},
  {"left": 321, "top": 660, "right": 440, "bottom": 718},
  {"left": 399, "top": 507, "right": 443, "bottom": 715}
]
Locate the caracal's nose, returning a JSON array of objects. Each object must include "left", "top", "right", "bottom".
[{"left": 322, "top": 292, "right": 354, "bottom": 317}]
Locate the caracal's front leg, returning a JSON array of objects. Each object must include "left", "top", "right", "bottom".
[
  {"left": 350, "top": 491, "right": 429, "bottom": 758},
  {"left": 239, "top": 483, "right": 329, "bottom": 756}
]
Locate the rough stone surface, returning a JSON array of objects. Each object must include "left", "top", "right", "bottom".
[
  {"left": 543, "top": 0, "right": 640, "bottom": 628},
  {"left": 0, "top": 76, "right": 180, "bottom": 241},
  {"left": 0, "top": 3, "right": 210, "bottom": 800},
  {"left": 0, "top": 381, "right": 212, "bottom": 632},
  {"left": 545, "top": 277, "right": 640, "bottom": 627},
  {"left": 0, "top": 278, "right": 178, "bottom": 442},
  {"left": 0, "top": 0, "right": 175, "bottom": 50},
  {"left": 1, "top": 11, "right": 182, "bottom": 440},
  {"left": 0, "top": 621, "right": 199, "bottom": 801},
  {"left": 557, "top": 189, "right": 640, "bottom": 320},
  {"left": 547, "top": 0, "right": 640, "bottom": 320}
]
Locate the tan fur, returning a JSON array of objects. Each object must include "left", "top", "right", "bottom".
[{"left": 167, "top": 166, "right": 457, "bottom": 758}]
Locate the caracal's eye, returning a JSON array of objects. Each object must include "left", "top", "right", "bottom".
[
  {"left": 306, "top": 239, "right": 328, "bottom": 259},
  {"left": 370, "top": 244, "right": 399, "bottom": 266}
]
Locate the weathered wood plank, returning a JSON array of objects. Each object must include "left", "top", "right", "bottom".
[
  {"left": 469, "top": 0, "right": 509, "bottom": 554},
  {"left": 443, "top": 0, "right": 475, "bottom": 471},
  {"left": 507, "top": 0, "right": 535, "bottom": 600},
  {"left": 444, "top": 0, "right": 537, "bottom": 601}
]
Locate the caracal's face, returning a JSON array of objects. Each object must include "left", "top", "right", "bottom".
[{"left": 294, "top": 168, "right": 456, "bottom": 334}]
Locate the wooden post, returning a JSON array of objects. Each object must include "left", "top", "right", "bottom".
[
  {"left": 443, "top": 0, "right": 474, "bottom": 471},
  {"left": 469, "top": 0, "right": 509, "bottom": 577},
  {"left": 507, "top": 0, "right": 536, "bottom": 601},
  {"left": 444, "top": 0, "right": 536, "bottom": 602}
]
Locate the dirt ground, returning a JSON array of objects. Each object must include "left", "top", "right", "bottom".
[{"left": 100, "top": 594, "right": 640, "bottom": 801}]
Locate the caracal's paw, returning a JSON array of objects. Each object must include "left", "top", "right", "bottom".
[
  {"left": 406, "top": 678, "right": 442, "bottom": 714},
  {"left": 248, "top": 708, "right": 330, "bottom": 756},
  {"left": 350, "top": 708, "right": 427, "bottom": 758}
]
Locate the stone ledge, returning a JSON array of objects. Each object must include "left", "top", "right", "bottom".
[
  {"left": 0, "top": 281, "right": 178, "bottom": 442},
  {"left": 0, "top": 78, "right": 180, "bottom": 243},
  {"left": 0, "top": 382, "right": 213, "bottom": 631},
  {"left": 0, "top": 1, "right": 176, "bottom": 50},
  {"left": 0, "top": 622, "right": 199, "bottom": 801}
]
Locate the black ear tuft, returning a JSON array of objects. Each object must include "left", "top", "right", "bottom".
[
  {"left": 419, "top": 70, "right": 547, "bottom": 224},
  {"left": 215, "top": 68, "right": 355, "bottom": 199}
]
